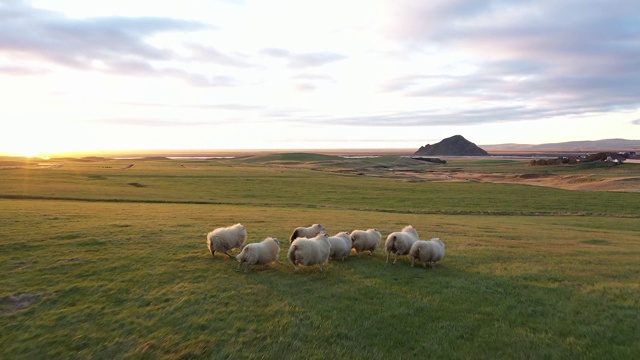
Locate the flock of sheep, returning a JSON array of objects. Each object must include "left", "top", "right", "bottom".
[{"left": 206, "top": 223, "right": 446, "bottom": 272}]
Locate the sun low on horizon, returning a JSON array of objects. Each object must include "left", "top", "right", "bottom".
[{"left": 2, "top": 110, "right": 640, "bottom": 159}]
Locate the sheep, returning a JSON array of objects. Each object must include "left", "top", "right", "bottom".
[
  {"left": 350, "top": 229, "right": 382, "bottom": 255},
  {"left": 408, "top": 238, "right": 446, "bottom": 268},
  {"left": 206, "top": 223, "right": 247, "bottom": 258},
  {"left": 289, "top": 224, "right": 324, "bottom": 242},
  {"left": 327, "top": 231, "right": 353, "bottom": 261},
  {"left": 236, "top": 237, "right": 283, "bottom": 272},
  {"left": 288, "top": 233, "right": 332, "bottom": 272},
  {"left": 384, "top": 225, "right": 420, "bottom": 264}
]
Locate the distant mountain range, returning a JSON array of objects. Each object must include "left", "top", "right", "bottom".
[{"left": 482, "top": 139, "right": 640, "bottom": 152}]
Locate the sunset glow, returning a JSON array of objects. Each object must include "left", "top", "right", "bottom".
[{"left": 1, "top": 0, "right": 639, "bottom": 156}]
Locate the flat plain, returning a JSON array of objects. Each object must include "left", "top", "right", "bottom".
[{"left": 1, "top": 154, "right": 639, "bottom": 359}]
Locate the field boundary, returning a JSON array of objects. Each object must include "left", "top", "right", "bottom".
[{"left": 3, "top": 194, "right": 638, "bottom": 218}]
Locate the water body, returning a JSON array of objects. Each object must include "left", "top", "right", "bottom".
[
  {"left": 167, "top": 156, "right": 235, "bottom": 160},
  {"left": 112, "top": 156, "right": 236, "bottom": 160}
]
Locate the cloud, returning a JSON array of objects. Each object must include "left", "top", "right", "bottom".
[
  {"left": 292, "top": 73, "right": 333, "bottom": 81},
  {"left": 112, "top": 101, "right": 264, "bottom": 111},
  {"left": 288, "top": 52, "right": 347, "bottom": 69},
  {"left": 0, "top": 64, "right": 48, "bottom": 76},
  {"left": 261, "top": 47, "right": 346, "bottom": 68},
  {"left": 202, "top": 103, "right": 263, "bottom": 110},
  {"left": 178, "top": 72, "right": 238, "bottom": 87},
  {"left": 296, "top": 108, "right": 525, "bottom": 127},
  {"left": 633, "top": 119, "right": 640, "bottom": 126},
  {"left": 86, "top": 118, "right": 213, "bottom": 127},
  {"left": 383, "top": 0, "right": 640, "bottom": 122},
  {"left": 0, "top": 0, "right": 238, "bottom": 87},
  {"left": 0, "top": 2, "right": 205, "bottom": 64},
  {"left": 267, "top": 102, "right": 609, "bottom": 128},
  {"left": 184, "top": 43, "right": 253, "bottom": 68},
  {"left": 290, "top": 73, "right": 335, "bottom": 92},
  {"left": 261, "top": 48, "right": 290, "bottom": 58}
]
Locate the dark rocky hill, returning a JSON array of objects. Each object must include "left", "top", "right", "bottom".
[{"left": 413, "top": 135, "right": 489, "bottom": 156}]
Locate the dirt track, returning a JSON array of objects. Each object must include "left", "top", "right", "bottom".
[{"left": 392, "top": 170, "right": 640, "bottom": 192}]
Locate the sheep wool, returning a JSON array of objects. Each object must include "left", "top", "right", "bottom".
[
  {"left": 288, "top": 233, "right": 332, "bottom": 272},
  {"left": 327, "top": 231, "right": 353, "bottom": 261},
  {"left": 408, "top": 238, "right": 446, "bottom": 268},
  {"left": 206, "top": 223, "right": 247, "bottom": 258},
  {"left": 350, "top": 229, "right": 382, "bottom": 255},
  {"left": 236, "top": 237, "right": 283, "bottom": 272},
  {"left": 385, "top": 225, "right": 420, "bottom": 264},
  {"left": 289, "top": 224, "right": 325, "bottom": 242}
]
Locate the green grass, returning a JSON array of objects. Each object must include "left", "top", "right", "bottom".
[
  {"left": 1, "top": 157, "right": 639, "bottom": 216},
  {"left": 447, "top": 157, "right": 640, "bottom": 178},
  {"left": 1, "top": 155, "right": 640, "bottom": 359}
]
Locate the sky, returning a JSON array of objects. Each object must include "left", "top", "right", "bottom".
[{"left": 1, "top": 0, "right": 639, "bottom": 156}]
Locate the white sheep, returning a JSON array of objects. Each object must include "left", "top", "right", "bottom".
[
  {"left": 408, "top": 238, "right": 446, "bottom": 268},
  {"left": 327, "top": 231, "right": 353, "bottom": 261},
  {"left": 288, "top": 233, "right": 332, "bottom": 272},
  {"left": 350, "top": 229, "right": 382, "bottom": 255},
  {"left": 206, "top": 223, "right": 247, "bottom": 258},
  {"left": 384, "top": 225, "right": 420, "bottom": 264},
  {"left": 289, "top": 224, "right": 324, "bottom": 242},
  {"left": 236, "top": 237, "right": 283, "bottom": 272}
]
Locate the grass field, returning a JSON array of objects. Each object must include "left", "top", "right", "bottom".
[{"left": 1, "top": 155, "right": 639, "bottom": 359}]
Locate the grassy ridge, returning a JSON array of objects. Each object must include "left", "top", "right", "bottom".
[{"left": 1, "top": 156, "right": 640, "bottom": 358}]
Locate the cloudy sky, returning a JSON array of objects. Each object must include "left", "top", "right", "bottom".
[{"left": 1, "top": 0, "right": 639, "bottom": 156}]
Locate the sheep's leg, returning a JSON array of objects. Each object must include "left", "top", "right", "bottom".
[
  {"left": 386, "top": 252, "right": 390, "bottom": 263},
  {"left": 319, "top": 264, "right": 324, "bottom": 272},
  {"left": 244, "top": 263, "right": 250, "bottom": 273},
  {"left": 410, "top": 258, "right": 415, "bottom": 267},
  {"left": 275, "top": 259, "right": 284, "bottom": 265},
  {"left": 222, "top": 251, "right": 234, "bottom": 259},
  {"left": 393, "top": 253, "right": 398, "bottom": 264}
]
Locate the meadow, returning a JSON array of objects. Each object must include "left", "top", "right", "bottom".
[{"left": 1, "top": 155, "right": 639, "bottom": 359}]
